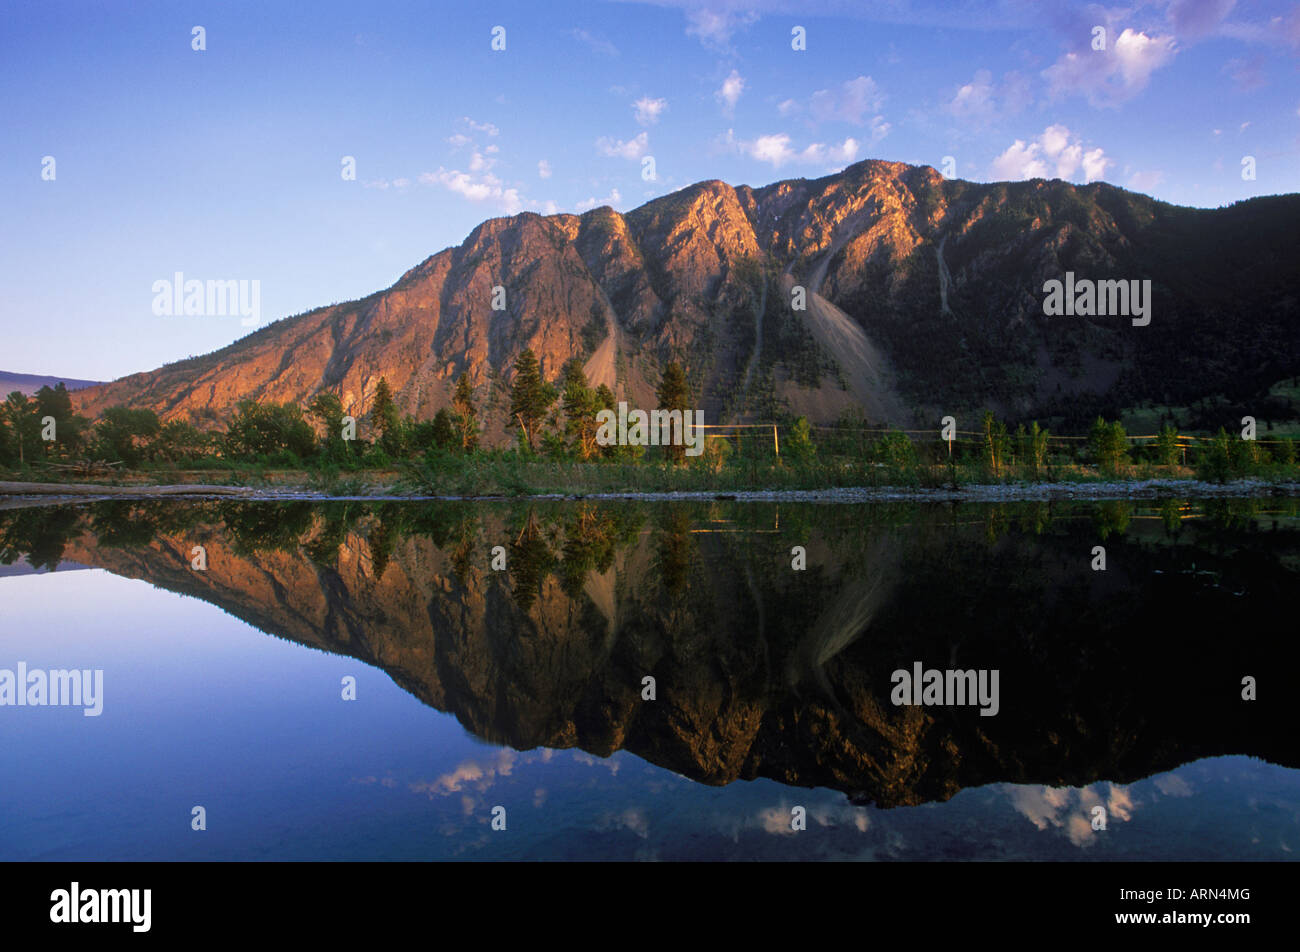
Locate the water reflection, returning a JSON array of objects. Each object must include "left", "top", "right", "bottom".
[{"left": 3, "top": 497, "right": 1297, "bottom": 819}]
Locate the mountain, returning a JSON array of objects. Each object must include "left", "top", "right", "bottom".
[
  {"left": 72, "top": 159, "right": 1300, "bottom": 432},
  {"left": 1, "top": 371, "right": 103, "bottom": 397}
]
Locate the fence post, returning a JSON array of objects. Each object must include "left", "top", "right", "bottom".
[{"left": 772, "top": 424, "right": 780, "bottom": 458}]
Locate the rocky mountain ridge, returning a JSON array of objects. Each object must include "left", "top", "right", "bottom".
[{"left": 73, "top": 160, "right": 1300, "bottom": 433}]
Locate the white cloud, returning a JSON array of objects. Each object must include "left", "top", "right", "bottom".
[
  {"left": 1044, "top": 28, "right": 1177, "bottom": 106},
  {"left": 576, "top": 187, "right": 623, "bottom": 211},
  {"left": 1081, "top": 147, "right": 1109, "bottom": 182},
  {"left": 990, "top": 124, "right": 1111, "bottom": 183},
  {"left": 715, "top": 69, "right": 745, "bottom": 115},
  {"left": 420, "top": 168, "right": 524, "bottom": 214},
  {"left": 991, "top": 139, "right": 1048, "bottom": 180},
  {"left": 729, "top": 130, "right": 861, "bottom": 169},
  {"left": 749, "top": 133, "right": 796, "bottom": 166},
  {"left": 538, "top": 159, "right": 552, "bottom": 179},
  {"left": 596, "top": 131, "right": 650, "bottom": 160},
  {"left": 777, "top": 98, "right": 800, "bottom": 117},
  {"left": 468, "top": 151, "right": 494, "bottom": 173},
  {"left": 447, "top": 133, "right": 472, "bottom": 148},
  {"left": 411, "top": 750, "right": 517, "bottom": 798},
  {"left": 634, "top": 96, "right": 668, "bottom": 125}
]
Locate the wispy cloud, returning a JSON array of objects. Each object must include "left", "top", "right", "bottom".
[
  {"left": 576, "top": 187, "right": 624, "bottom": 211},
  {"left": 809, "top": 75, "right": 886, "bottom": 125},
  {"left": 571, "top": 27, "right": 619, "bottom": 57},
  {"left": 684, "top": 6, "right": 758, "bottom": 51},
  {"left": 460, "top": 116, "right": 500, "bottom": 137},
  {"left": 596, "top": 131, "right": 650, "bottom": 159},
  {"left": 634, "top": 96, "right": 668, "bottom": 125},
  {"left": 1223, "top": 54, "right": 1266, "bottom": 91},
  {"left": 944, "top": 68, "right": 1031, "bottom": 123},
  {"left": 715, "top": 69, "right": 745, "bottom": 115}
]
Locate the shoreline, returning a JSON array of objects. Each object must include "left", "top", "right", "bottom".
[{"left": 3, "top": 478, "right": 1299, "bottom": 506}]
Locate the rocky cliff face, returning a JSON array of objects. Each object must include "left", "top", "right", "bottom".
[
  {"left": 30, "top": 499, "right": 1299, "bottom": 808},
  {"left": 73, "top": 159, "right": 1300, "bottom": 431}
]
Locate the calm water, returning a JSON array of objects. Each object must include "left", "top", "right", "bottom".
[{"left": 1, "top": 497, "right": 1297, "bottom": 861}]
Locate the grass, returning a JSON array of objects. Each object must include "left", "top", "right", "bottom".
[{"left": 8, "top": 447, "right": 1300, "bottom": 498}]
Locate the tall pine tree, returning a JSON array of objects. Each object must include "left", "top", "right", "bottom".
[
  {"left": 370, "top": 377, "right": 403, "bottom": 456},
  {"left": 509, "top": 350, "right": 557, "bottom": 452},
  {"left": 656, "top": 361, "right": 691, "bottom": 463}
]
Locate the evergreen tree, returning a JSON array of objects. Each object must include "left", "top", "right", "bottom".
[
  {"left": 431, "top": 408, "right": 458, "bottom": 450},
  {"left": 509, "top": 350, "right": 557, "bottom": 452},
  {"left": 370, "top": 377, "right": 404, "bottom": 456},
  {"left": 656, "top": 361, "right": 691, "bottom": 463},
  {"left": 561, "top": 359, "right": 603, "bottom": 459}
]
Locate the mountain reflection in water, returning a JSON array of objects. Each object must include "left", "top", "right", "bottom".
[{"left": 1, "top": 497, "right": 1297, "bottom": 860}]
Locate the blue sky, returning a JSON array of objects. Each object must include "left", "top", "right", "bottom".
[{"left": 3, "top": 0, "right": 1298, "bottom": 381}]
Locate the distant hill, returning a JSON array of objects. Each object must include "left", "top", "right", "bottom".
[
  {"left": 1, "top": 371, "right": 103, "bottom": 397},
  {"left": 71, "top": 158, "right": 1300, "bottom": 432}
]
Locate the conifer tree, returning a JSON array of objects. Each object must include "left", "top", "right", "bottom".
[{"left": 509, "top": 350, "right": 557, "bottom": 452}]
